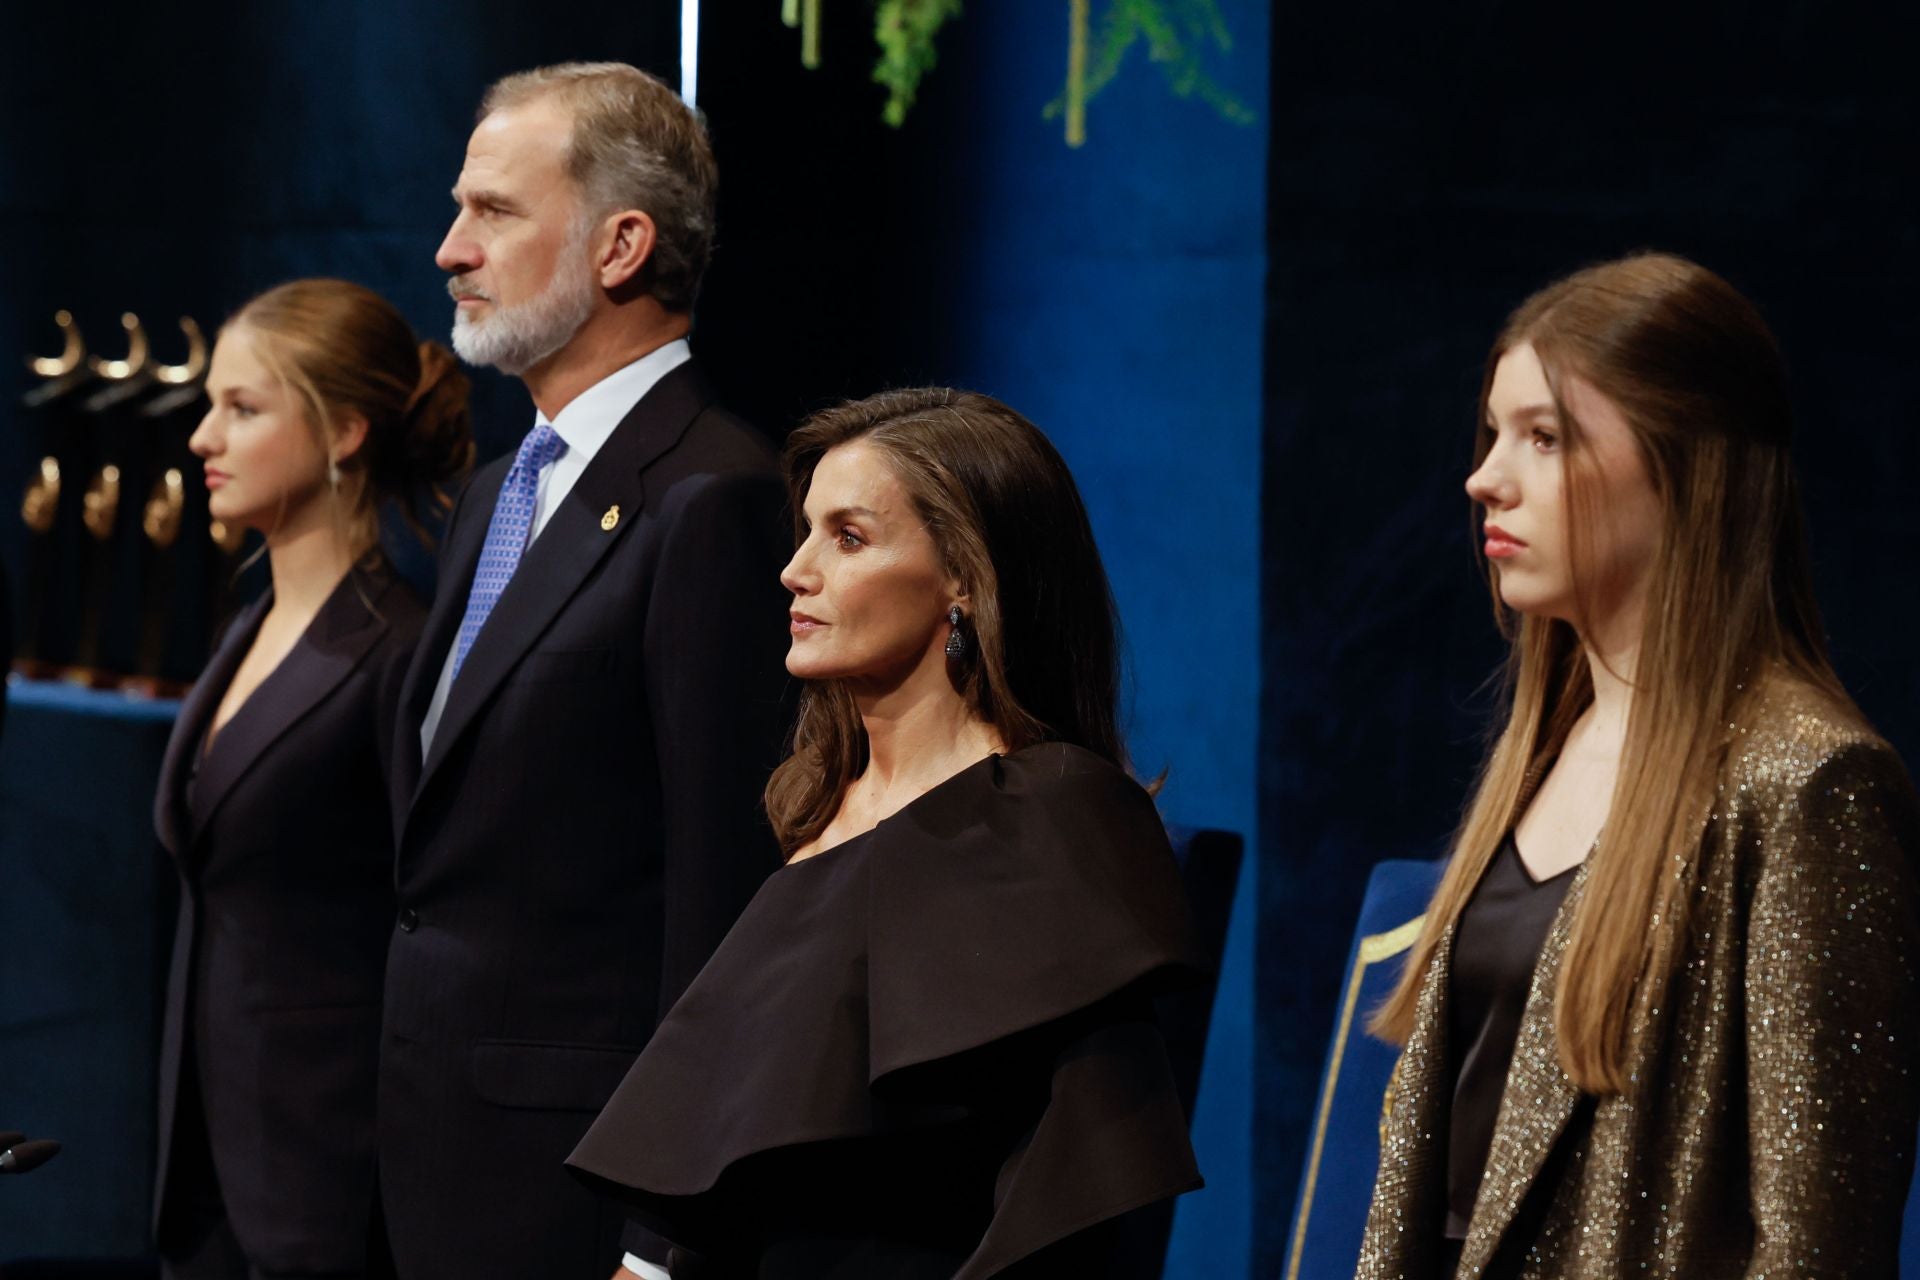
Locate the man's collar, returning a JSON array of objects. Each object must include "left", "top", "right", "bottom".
[{"left": 537, "top": 338, "right": 693, "bottom": 462}]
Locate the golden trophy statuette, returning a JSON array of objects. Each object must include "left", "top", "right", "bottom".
[
  {"left": 87, "top": 313, "right": 149, "bottom": 381},
  {"left": 143, "top": 467, "right": 186, "bottom": 548},
  {"left": 153, "top": 317, "right": 208, "bottom": 386},
  {"left": 27, "top": 310, "right": 85, "bottom": 379},
  {"left": 21, "top": 456, "right": 61, "bottom": 533},
  {"left": 82, "top": 464, "right": 121, "bottom": 541}
]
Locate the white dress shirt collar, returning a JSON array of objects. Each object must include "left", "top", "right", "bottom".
[{"left": 539, "top": 337, "right": 693, "bottom": 462}]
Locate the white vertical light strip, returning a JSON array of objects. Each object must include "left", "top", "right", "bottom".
[{"left": 679, "top": 0, "right": 700, "bottom": 107}]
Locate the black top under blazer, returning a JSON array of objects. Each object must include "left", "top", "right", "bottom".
[
  {"left": 153, "top": 562, "right": 422, "bottom": 1273},
  {"left": 379, "top": 358, "right": 794, "bottom": 1278}
]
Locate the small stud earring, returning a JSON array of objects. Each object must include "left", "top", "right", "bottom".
[{"left": 944, "top": 604, "right": 967, "bottom": 659}]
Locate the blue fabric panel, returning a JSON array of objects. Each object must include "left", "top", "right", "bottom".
[
  {"left": 1282, "top": 858, "right": 1443, "bottom": 1280},
  {"left": 0, "top": 680, "right": 180, "bottom": 1260},
  {"left": 1161, "top": 825, "right": 1246, "bottom": 1116},
  {"left": 1116, "top": 824, "right": 1244, "bottom": 1273},
  {"left": 5, "top": 679, "right": 180, "bottom": 724}
]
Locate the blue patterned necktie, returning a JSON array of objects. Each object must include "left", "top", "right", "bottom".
[{"left": 449, "top": 422, "right": 567, "bottom": 681}]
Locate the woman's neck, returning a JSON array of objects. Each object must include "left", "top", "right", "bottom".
[
  {"left": 854, "top": 671, "right": 1004, "bottom": 805},
  {"left": 265, "top": 519, "right": 358, "bottom": 619},
  {"left": 1582, "top": 642, "right": 1636, "bottom": 744},
  {"left": 1575, "top": 602, "right": 1642, "bottom": 753}
]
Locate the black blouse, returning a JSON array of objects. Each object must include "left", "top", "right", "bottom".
[
  {"left": 566, "top": 743, "right": 1205, "bottom": 1279},
  {"left": 1445, "top": 834, "right": 1576, "bottom": 1239}
]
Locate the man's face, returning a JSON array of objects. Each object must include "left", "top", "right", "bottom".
[{"left": 438, "top": 99, "right": 598, "bottom": 374}]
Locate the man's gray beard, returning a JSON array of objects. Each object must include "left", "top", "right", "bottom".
[{"left": 450, "top": 221, "right": 597, "bottom": 375}]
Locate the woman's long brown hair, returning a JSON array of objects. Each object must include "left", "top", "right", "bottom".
[
  {"left": 764, "top": 388, "right": 1129, "bottom": 856},
  {"left": 1369, "top": 253, "right": 1850, "bottom": 1093}
]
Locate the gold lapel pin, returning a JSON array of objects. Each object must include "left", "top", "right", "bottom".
[{"left": 601, "top": 504, "right": 621, "bottom": 532}]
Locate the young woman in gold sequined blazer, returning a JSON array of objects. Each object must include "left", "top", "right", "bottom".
[{"left": 1357, "top": 252, "right": 1920, "bottom": 1279}]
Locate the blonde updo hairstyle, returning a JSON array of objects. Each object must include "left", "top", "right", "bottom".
[{"left": 224, "top": 278, "right": 475, "bottom": 555}]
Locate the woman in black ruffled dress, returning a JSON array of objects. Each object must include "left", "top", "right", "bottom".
[{"left": 567, "top": 388, "right": 1204, "bottom": 1278}]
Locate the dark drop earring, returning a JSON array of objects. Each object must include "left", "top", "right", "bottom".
[{"left": 945, "top": 605, "right": 967, "bottom": 659}]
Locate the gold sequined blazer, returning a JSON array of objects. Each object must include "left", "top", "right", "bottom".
[{"left": 1357, "top": 680, "right": 1920, "bottom": 1278}]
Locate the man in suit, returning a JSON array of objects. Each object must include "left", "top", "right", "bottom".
[{"left": 380, "top": 62, "right": 792, "bottom": 1279}]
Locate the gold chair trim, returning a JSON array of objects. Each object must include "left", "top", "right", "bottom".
[{"left": 1284, "top": 912, "right": 1425, "bottom": 1280}]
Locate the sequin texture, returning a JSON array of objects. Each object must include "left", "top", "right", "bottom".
[{"left": 1356, "top": 679, "right": 1920, "bottom": 1278}]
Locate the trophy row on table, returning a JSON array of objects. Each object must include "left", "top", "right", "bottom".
[{"left": 14, "top": 309, "right": 254, "bottom": 695}]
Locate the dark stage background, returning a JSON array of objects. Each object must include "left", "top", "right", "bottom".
[{"left": 6, "top": 2, "right": 1920, "bottom": 1278}]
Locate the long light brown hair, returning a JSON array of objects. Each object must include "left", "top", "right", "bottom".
[
  {"left": 1370, "top": 253, "right": 1850, "bottom": 1093},
  {"left": 228, "top": 279, "right": 474, "bottom": 556},
  {"left": 764, "top": 388, "right": 1129, "bottom": 856}
]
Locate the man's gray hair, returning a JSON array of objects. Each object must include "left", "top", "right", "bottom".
[{"left": 481, "top": 62, "right": 717, "bottom": 313}]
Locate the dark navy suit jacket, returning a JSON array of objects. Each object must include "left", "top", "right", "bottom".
[
  {"left": 379, "top": 359, "right": 794, "bottom": 1277},
  {"left": 154, "top": 562, "right": 421, "bottom": 1272}
]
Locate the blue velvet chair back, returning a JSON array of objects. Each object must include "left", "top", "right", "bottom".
[
  {"left": 1162, "top": 824, "right": 1246, "bottom": 1116},
  {"left": 1281, "top": 857, "right": 1441, "bottom": 1280},
  {"left": 1122, "top": 823, "right": 1244, "bottom": 1280}
]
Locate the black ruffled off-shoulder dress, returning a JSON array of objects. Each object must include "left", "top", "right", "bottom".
[{"left": 566, "top": 742, "right": 1205, "bottom": 1279}]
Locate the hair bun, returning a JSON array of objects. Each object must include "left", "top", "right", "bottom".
[{"left": 401, "top": 340, "right": 475, "bottom": 489}]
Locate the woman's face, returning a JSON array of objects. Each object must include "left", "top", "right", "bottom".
[
  {"left": 780, "top": 440, "right": 959, "bottom": 687},
  {"left": 1467, "top": 342, "right": 1663, "bottom": 636},
  {"left": 190, "top": 330, "right": 330, "bottom": 536}
]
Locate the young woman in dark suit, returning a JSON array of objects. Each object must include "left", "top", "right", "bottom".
[
  {"left": 152, "top": 279, "right": 472, "bottom": 1280},
  {"left": 568, "top": 389, "right": 1204, "bottom": 1279}
]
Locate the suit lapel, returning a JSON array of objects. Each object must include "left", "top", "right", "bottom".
[
  {"left": 393, "top": 460, "right": 507, "bottom": 809},
  {"left": 187, "top": 568, "right": 394, "bottom": 852},
  {"left": 1458, "top": 862, "right": 1591, "bottom": 1273},
  {"left": 412, "top": 361, "right": 715, "bottom": 802},
  {"left": 156, "top": 593, "right": 270, "bottom": 858}
]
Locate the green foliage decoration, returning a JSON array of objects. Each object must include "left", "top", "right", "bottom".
[
  {"left": 873, "top": 0, "right": 966, "bottom": 127},
  {"left": 776, "top": 0, "right": 1250, "bottom": 141},
  {"left": 1044, "top": 0, "right": 1256, "bottom": 140}
]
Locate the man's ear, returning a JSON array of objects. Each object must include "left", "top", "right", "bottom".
[
  {"left": 332, "top": 411, "right": 371, "bottom": 465},
  {"left": 598, "top": 209, "right": 659, "bottom": 290}
]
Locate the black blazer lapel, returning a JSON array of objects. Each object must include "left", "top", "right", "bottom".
[
  {"left": 187, "top": 570, "right": 394, "bottom": 853},
  {"left": 155, "top": 593, "right": 270, "bottom": 858},
  {"left": 414, "top": 361, "right": 715, "bottom": 798}
]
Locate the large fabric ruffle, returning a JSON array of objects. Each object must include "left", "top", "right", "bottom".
[{"left": 567, "top": 743, "right": 1204, "bottom": 1277}]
